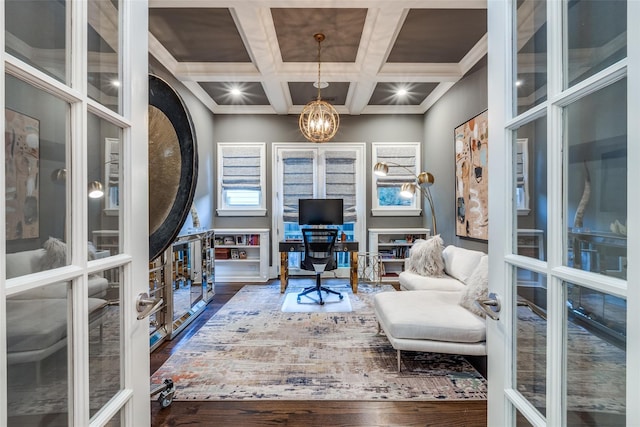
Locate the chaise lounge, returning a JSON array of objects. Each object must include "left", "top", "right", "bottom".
[{"left": 374, "top": 243, "right": 489, "bottom": 371}]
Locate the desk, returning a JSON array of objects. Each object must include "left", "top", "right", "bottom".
[{"left": 279, "top": 241, "right": 359, "bottom": 293}]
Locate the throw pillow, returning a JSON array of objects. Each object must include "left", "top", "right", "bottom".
[
  {"left": 88, "top": 241, "right": 97, "bottom": 260},
  {"left": 406, "top": 235, "right": 445, "bottom": 277},
  {"left": 459, "top": 255, "right": 489, "bottom": 317},
  {"left": 39, "top": 236, "right": 68, "bottom": 271}
]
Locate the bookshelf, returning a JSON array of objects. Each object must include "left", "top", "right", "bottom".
[
  {"left": 213, "top": 229, "right": 269, "bottom": 282},
  {"left": 368, "top": 228, "right": 430, "bottom": 282}
]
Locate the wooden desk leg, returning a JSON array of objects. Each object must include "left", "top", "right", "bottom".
[
  {"left": 350, "top": 251, "right": 358, "bottom": 293},
  {"left": 280, "top": 252, "right": 289, "bottom": 293}
]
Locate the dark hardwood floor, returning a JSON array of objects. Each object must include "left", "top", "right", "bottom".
[{"left": 150, "top": 282, "right": 487, "bottom": 427}]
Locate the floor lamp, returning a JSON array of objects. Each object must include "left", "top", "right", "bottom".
[{"left": 373, "top": 161, "right": 438, "bottom": 235}]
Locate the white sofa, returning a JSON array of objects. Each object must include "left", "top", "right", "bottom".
[
  {"left": 374, "top": 245, "right": 488, "bottom": 371},
  {"left": 5, "top": 246, "right": 109, "bottom": 381}
]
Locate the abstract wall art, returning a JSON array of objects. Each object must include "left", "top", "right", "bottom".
[
  {"left": 5, "top": 109, "right": 40, "bottom": 240},
  {"left": 454, "top": 110, "right": 488, "bottom": 241}
]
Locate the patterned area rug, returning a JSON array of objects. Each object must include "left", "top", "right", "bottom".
[
  {"left": 517, "top": 307, "right": 626, "bottom": 415},
  {"left": 151, "top": 282, "right": 488, "bottom": 401}
]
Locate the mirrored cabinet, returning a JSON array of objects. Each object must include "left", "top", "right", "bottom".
[{"left": 149, "top": 230, "right": 215, "bottom": 351}]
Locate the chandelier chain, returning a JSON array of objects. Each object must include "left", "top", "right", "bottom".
[{"left": 316, "top": 35, "right": 322, "bottom": 100}]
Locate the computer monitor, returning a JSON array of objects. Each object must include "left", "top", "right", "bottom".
[{"left": 298, "top": 198, "right": 344, "bottom": 225}]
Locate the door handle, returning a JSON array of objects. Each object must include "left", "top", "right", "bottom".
[
  {"left": 476, "top": 292, "right": 501, "bottom": 321},
  {"left": 136, "top": 292, "right": 163, "bottom": 320}
]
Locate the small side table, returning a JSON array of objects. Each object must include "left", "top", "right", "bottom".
[{"left": 357, "top": 252, "right": 382, "bottom": 286}]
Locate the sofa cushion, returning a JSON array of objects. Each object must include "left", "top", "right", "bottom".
[
  {"left": 442, "top": 245, "right": 486, "bottom": 283},
  {"left": 406, "top": 235, "right": 445, "bottom": 277},
  {"left": 399, "top": 271, "right": 465, "bottom": 292},
  {"left": 9, "top": 275, "right": 108, "bottom": 300},
  {"left": 5, "top": 248, "right": 46, "bottom": 279},
  {"left": 459, "top": 255, "right": 489, "bottom": 317},
  {"left": 374, "top": 290, "right": 485, "bottom": 343}
]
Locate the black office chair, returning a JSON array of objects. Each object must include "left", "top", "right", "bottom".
[{"left": 297, "top": 228, "right": 344, "bottom": 305}]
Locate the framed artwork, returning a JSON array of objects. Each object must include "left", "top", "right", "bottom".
[
  {"left": 5, "top": 109, "right": 40, "bottom": 240},
  {"left": 104, "top": 137, "right": 120, "bottom": 215},
  {"left": 454, "top": 110, "right": 488, "bottom": 241}
]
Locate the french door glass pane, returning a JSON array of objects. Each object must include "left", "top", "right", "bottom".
[
  {"left": 515, "top": 0, "right": 547, "bottom": 115},
  {"left": 514, "top": 116, "right": 547, "bottom": 261},
  {"left": 5, "top": 0, "right": 68, "bottom": 83},
  {"left": 88, "top": 0, "right": 121, "bottom": 113},
  {"left": 565, "top": 282, "right": 626, "bottom": 426},
  {"left": 7, "top": 283, "right": 71, "bottom": 425},
  {"left": 5, "top": 75, "right": 71, "bottom": 274},
  {"left": 516, "top": 409, "right": 535, "bottom": 426},
  {"left": 88, "top": 113, "right": 122, "bottom": 256},
  {"left": 515, "top": 269, "right": 547, "bottom": 416},
  {"left": 89, "top": 267, "right": 122, "bottom": 418},
  {"left": 565, "top": 0, "right": 626, "bottom": 88},
  {"left": 564, "top": 78, "right": 627, "bottom": 279}
]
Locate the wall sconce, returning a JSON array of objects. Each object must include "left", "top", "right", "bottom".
[
  {"left": 88, "top": 180, "right": 105, "bottom": 199},
  {"left": 373, "top": 161, "right": 438, "bottom": 235}
]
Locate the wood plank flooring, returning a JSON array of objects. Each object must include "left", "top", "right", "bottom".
[{"left": 150, "top": 282, "right": 487, "bottom": 427}]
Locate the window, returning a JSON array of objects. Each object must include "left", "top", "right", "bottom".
[
  {"left": 515, "top": 138, "right": 529, "bottom": 214},
  {"left": 273, "top": 143, "right": 366, "bottom": 275},
  {"left": 371, "top": 142, "right": 421, "bottom": 216},
  {"left": 217, "top": 142, "right": 266, "bottom": 216}
]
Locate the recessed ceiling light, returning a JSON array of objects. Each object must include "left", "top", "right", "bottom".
[
  {"left": 515, "top": 79, "right": 523, "bottom": 87},
  {"left": 111, "top": 80, "right": 120, "bottom": 87},
  {"left": 230, "top": 87, "right": 242, "bottom": 96},
  {"left": 396, "top": 88, "right": 408, "bottom": 96}
]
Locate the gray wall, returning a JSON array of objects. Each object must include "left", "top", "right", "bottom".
[
  {"left": 212, "top": 114, "right": 426, "bottom": 233},
  {"left": 149, "top": 54, "right": 490, "bottom": 256},
  {"left": 423, "top": 64, "right": 488, "bottom": 253}
]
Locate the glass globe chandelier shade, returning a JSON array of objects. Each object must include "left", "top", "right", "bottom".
[
  {"left": 299, "top": 33, "right": 339, "bottom": 143},
  {"left": 299, "top": 99, "right": 339, "bottom": 143}
]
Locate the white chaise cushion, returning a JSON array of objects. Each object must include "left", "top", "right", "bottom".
[
  {"left": 374, "top": 290, "right": 485, "bottom": 343},
  {"left": 442, "top": 245, "right": 486, "bottom": 283},
  {"left": 399, "top": 271, "right": 465, "bottom": 292}
]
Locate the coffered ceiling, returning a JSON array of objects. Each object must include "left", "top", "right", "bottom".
[{"left": 148, "top": 1, "right": 488, "bottom": 116}]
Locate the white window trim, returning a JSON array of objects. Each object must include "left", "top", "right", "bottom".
[
  {"left": 371, "top": 142, "right": 422, "bottom": 216},
  {"left": 516, "top": 138, "right": 530, "bottom": 215},
  {"left": 216, "top": 142, "right": 267, "bottom": 217}
]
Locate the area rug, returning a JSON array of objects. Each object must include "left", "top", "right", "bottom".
[
  {"left": 516, "top": 306, "right": 626, "bottom": 415},
  {"left": 151, "top": 282, "right": 488, "bottom": 401},
  {"left": 281, "top": 288, "right": 352, "bottom": 313}
]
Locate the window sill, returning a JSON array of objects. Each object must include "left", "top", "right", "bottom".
[
  {"left": 517, "top": 208, "right": 531, "bottom": 216},
  {"left": 217, "top": 208, "right": 267, "bottom": 217},
  {"left": 371, "top": 208, "right": 421, "bottom": 217}
]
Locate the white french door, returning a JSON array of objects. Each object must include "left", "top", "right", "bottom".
[
  {"left": 487, "top": 1, "right": 639, "bottom": 426},
  {"left": 1, "top": 1, "right": 150, "bottom": 425},
  {"left": 271, "top": 143, "right": 366, "bottom": 278}
]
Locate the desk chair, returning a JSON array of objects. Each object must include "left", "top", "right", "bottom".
[{"left": 297, "top": 228, "right": 344, "bottom": 305}]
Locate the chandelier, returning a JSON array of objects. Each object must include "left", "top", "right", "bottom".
[{"left": 299, "top": 33, "right": 339, "bottom": 143}]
